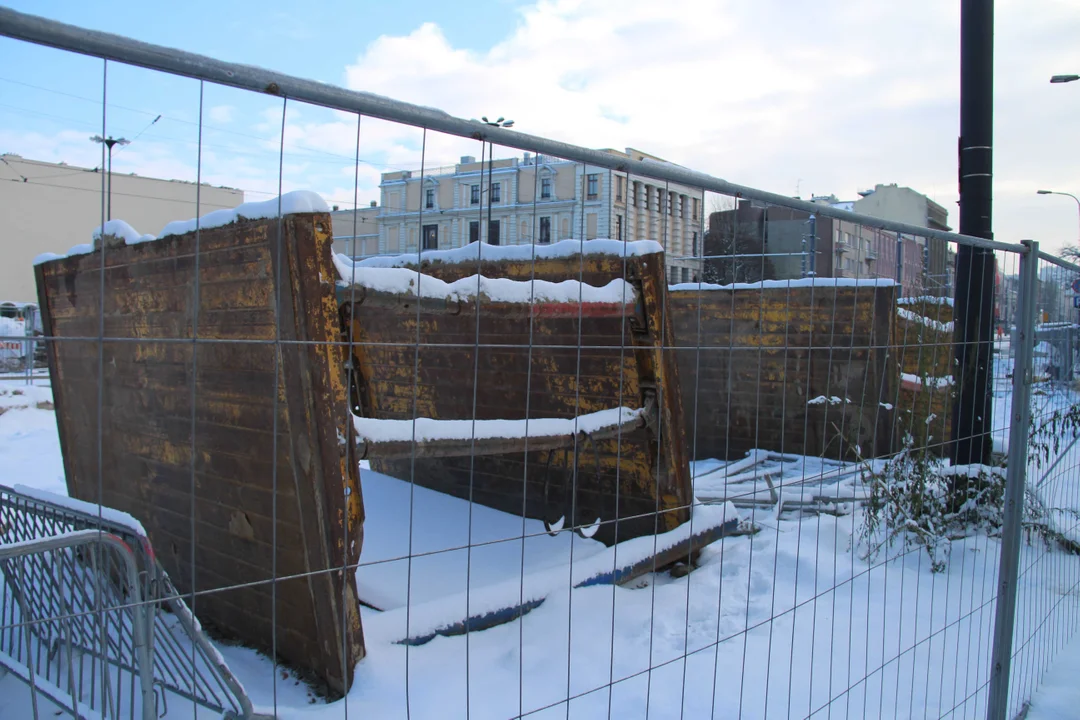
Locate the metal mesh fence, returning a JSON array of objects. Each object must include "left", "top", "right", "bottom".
[{"left": 1, "top": 8, "right": 1079, "bottom": 719}]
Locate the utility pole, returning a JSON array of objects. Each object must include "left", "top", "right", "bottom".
[
  {"left": 480, "top": 116, "right": 514, "bottom": 245},
  {"left": 952, "top": 0, "right": 996, "bottom": 467},
  {"left": 896, "top": 234, "right": 904, "bottom": 291},
  {"left": 90, "top": 134, "right": 130, "bottom": 222}
]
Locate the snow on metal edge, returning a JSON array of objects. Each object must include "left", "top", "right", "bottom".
[
  {"left": 33, "top": 190, "right": 330, "bottom": 264},
  {"left": 351, "top": 238, "right": 664, "bottom": 269},
  {"left": 354, "top": 406, "right": 644, "bottom": 444},
  {"left": 335, "top": 258, "right": 638, "bottom": 306}
]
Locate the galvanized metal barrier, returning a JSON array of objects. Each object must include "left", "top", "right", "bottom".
[{"left": 0, "top": 484, "right": 259, "bottom": 719}]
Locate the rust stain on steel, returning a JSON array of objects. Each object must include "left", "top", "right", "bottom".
[
  {"left": 342, "top": 250, "right": 692, "bottom": 545},
  {"left": 35, "top": 213, "right": 365, "bottom": 698}
]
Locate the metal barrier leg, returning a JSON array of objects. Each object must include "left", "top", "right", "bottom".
[
  {"left": 0, "top": 529, "right": 157, "bottom": 720},
  {"left": 987, "top": 239, "right": 1039, "bottom": 720}
]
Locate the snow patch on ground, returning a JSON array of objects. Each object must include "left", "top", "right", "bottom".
[
  {"left": 1026, "top": 621, "right": 1080, "bottom": 719},
  {"left": 4, "top": 357, "right": 1080, "bottom": 718}
]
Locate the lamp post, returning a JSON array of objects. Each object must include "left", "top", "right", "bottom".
[
  {"left": 480, "top": 116, "right": 514, "bottom": 244},
  {"left": 90, "top": 134, "right": 130, "bottom": 222},
  {"left": 1050, "top": 74, "right": 1079, "bottom": 84},
  {"left": 1036, "top": 190, "right": 1080, "bottom": 244}
]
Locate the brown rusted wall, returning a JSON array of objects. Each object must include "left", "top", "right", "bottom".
[
  {"left": 894, "top": 384, "right": 953, "bottom": 456},
  {"left": 892, "top": 302, "right": 955, "bottom": 453},
  {"left": 344, "top": 250, "right": 692, "bottom": 545},
  {"left": 669, "top": 285, "right": 897, "bottom": 461},
  {"left": 36, "top": 214, "right": 364, "bottom": 697},
  {"left": 894, "top": 311, "right": 954, "bottom": 377},
  {"left": 898, "top": 298, "right": 954, "bottom": 325}
]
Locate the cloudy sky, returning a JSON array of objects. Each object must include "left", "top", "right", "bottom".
[{"left": 1, "top": 0, "right": 1079, "bottom": 254}]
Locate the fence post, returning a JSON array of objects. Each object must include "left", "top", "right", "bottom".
[{"left": 986, "top": 239, "right": 1039, "bottom": 720}]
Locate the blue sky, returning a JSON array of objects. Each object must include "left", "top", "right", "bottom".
[
  {"left": 2, "top": 0, "right": 1080, "bottom": 253},
  {"left": 0, "top": 0, "right": 527, "bottom": 210}
]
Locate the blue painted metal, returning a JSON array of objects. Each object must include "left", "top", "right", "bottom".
[{"left": 399, "top": 598, "right": 547, "bottom": 647}]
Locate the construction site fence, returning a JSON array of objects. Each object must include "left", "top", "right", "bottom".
[{"left": 0, "top": 7, "right": 1079, "bottom": 720}]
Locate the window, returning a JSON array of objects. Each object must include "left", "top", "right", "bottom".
[
  {"left": 691, "top": 231, "right": 698, "bottom": 257},
  {"left": 425, "top": 188, "right": 434, "bottom": 209},
  {"left": 615, "top": 214, "right": 623, "bottom": 241},
  {"left": 470, "top": 184, "right": 480, "bottom": 205},
  {"left": 587, "top": 174, "right": 599, "bottom": 200},
  {"left": 490, "top": 181, "right": 501, "bottom": 203},
  {"left": 422, "top": 224, "right": 438, "bottom": 250},
  {"left": 615, "top": 177, "right": 623, "bottom": 202},
  {"left": 692, "top": 198, "right": 699, "bottom": 221},
  {"left": 469, "top": 221, "right": 480, "bottom": 244},
  {"left": 541, "top": 177, "right": 552, "bottom": 199},
  {"left": 488, "top": 219, "right": 500, "bottom": 245},
  {"left": 681, "top": 268, "right": 691, "bottom": 283},
  {"left": 539, "top": 216, "right": 551, "bottom": 244}
]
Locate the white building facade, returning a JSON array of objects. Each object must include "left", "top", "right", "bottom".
[{"left": 373, "top": 148, "right": 704, "bottom": 282}]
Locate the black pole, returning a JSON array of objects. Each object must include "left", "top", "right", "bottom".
[
  {"left": 487, "top": 142, "right": 495, "bottom": 245},
  {"left": 952, "top": 0, "right": 996, "bottom": 467},
  {"left": 896, "top": 233, "right": 904, "bottom": 290},
  {"left": 106, "top": 145, "right": 112, "bottom": 222},
  {"left": 478, "top": 141, "right": 486, "bottom": 244}
]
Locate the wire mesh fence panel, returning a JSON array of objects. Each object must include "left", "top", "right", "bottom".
[{"left": 3, "top": 7, "right": 1080, "bottom": 720}]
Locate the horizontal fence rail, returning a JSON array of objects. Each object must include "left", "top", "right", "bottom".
[{"left": 0, "top": 6, "right": 1027, "bottom": 256}]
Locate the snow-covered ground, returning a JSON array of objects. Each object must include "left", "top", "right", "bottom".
[{"left": 2, "top": 359, "right": 1080, "bottom": 719}]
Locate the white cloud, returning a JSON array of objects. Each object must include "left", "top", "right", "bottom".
[
  {"left": 208, "top": 105, "right": 235, "bottom": 124},
  {"left": 4, "top": 0, "right": 1079, "bottom": 256},
  {"left": 329, "top": 0, "right": 1080, "bottom": 253}
]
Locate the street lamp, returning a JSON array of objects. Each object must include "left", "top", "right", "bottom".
[
  {"left": 1050, "top": 74, "right": 1080, "bottom": 84},
  {"left": 480, "top": 116, "right": 514, "bottom": 245},
  {"left": 90, "top": 135, "right": 130, "bottom": 222},
  {"left": 1036, "top": 190, "right": 1080, "bottom": 243}
]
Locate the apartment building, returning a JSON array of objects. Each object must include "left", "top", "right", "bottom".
[
  {"left": 329, "top": 204, "right": 380, "bottom": 258},
  {"left": 852, "top": 183, "right": 954, "bottom": 296},
  {"left": 704, "top": 195, "right": 927, "bottom": 297},
  {"left": 373, "top": 148, "right": 703, "bottom": 282}
]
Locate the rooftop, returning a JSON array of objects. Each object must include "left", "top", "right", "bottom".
[{"left": 0, "top": 153, "right": 243, "bottom": 192}]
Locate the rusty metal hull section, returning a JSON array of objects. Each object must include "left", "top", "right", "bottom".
[
  {"left": 343, "top": 249, "right": 692, "bottom": 545},
  {"left": 669, "top": 285, "right": 897, "bottom": 461},
  {"left": 35, "top": 213, "right": 364, "bottom": 697}
]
